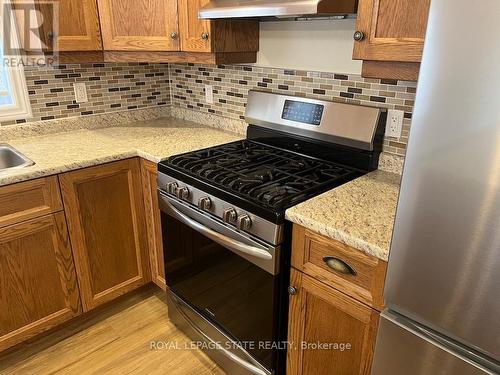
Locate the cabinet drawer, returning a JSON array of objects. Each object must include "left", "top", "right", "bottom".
[
  {"left": 292, "top": 225, "right": 387, "bottom": 310},
  {"left": 0, "top": 176, "right": 63, "bottom": 228}
]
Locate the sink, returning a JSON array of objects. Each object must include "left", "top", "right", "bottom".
[{"left": 0, "top": 144, "right": 35, "bottom": 171}]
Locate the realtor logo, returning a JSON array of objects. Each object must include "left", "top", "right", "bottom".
[{"left": 1, "top": 0, "right": 59, "bottom": 67}]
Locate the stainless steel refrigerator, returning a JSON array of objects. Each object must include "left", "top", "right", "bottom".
[{"left": 371, "top": 0, "right": 500, "bottom": 374}]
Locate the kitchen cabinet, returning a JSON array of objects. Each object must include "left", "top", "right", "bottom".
[
  {"left": 59, "top": 159, "right": 151, "bottom": 311},
  {"left": 33, "top": 0, "right": 258, "bottom": 64},
  {"left": 352, "top": 0, "right": 431, "bottom": 80},
  {"left": 97, "top": 0, "right": 180, "bottom": 51},
  {"left": 35, "top": 0, "right": 102, "bottom": 51},
  {"left": 140, "top": 159, "right": 165, "bottom": 290},
  {"left": 288, "top": 225, "right": 387, "bottom": 374},
  {"left": 0, "top": 176, "right": 62, "bottom": 229},
  {"left": 97, "top": 0, "right": 258, "bottom": 64},
  {"left": 287, "top": 269, "right": 379, "bottom": 375},
  {"left": 177, "top": 0, "right": 259, "bottom": 55},
  {"left": 0, "top": 213, "right": 82, "bottom": 352},
  {"left": 177, "top": 0, "right": 211, "bottom": 53},
  {"left": 292, "top": 225, "right": 387, "bottom": 311}
]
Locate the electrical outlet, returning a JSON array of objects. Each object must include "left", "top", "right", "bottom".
[
  {"left": 205, "top": 84, "right": 213, "bottom": 104},
  {"left": 73, "top": 82, "right": 88, "bottom": 103},
  {"left": 385, "top": 109, "right": 404, "bottom": 138}
]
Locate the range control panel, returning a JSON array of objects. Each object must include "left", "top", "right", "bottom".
[{"left": 281, "top": 100, "right": 324, "bottom": 126}]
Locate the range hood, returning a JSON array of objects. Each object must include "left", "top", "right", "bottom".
[{"left": 199, "top": 0, "right": 358, "bottom": 20}]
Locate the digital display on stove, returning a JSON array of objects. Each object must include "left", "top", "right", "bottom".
[{"left": 281, "top": 100, "right": 324, "bottom": 126}]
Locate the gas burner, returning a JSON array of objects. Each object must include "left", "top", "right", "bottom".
[{"left": 166, "top": 140, "right": 361, "bottom": 210}]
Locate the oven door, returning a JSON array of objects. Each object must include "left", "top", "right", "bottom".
[{"left": 158, "top": 191, "right": 280, "bottom": 371}]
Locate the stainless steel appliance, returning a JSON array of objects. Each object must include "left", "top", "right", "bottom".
[
  {"left": 157, "top": 91, "right": 386, "bottom": 375},
  {"left": 372, "top": 0, "right": 500, "bottom": 374},
  {"left": 199, "top": 0, "right": 357, "bottom": 20}
]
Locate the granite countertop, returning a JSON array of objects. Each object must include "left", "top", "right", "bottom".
[
  {"left": 0, "top": 117, "right": 243, "bottom": 186},
  {"left": 285, "top": 170, "right": 401, "bottom": 261},
  {"left": 1, "top": 115, "right": 401, "bottom": 261}
]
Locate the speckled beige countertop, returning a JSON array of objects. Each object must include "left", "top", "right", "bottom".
[
  {"left": 285, "top": 170, "right": 401, "bottom": 261},
  {"left": 2, "top": 115, "right": 401, "bottom": 261},
  {"left": 0, "top": 117, "right": 242, "bottom": 186}
]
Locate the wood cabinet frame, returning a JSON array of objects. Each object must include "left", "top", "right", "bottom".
[
  {"left": 0, "top": 176, "right": 63, "bottom": 229},
  {"left": 140, "top": 159, "right": 165, "bottom": 290},
  {"left": 353, "top": 0, "right": 431, "bottom": 79},
  {"left": 287, "top": 269, "right": 379, "bottom": 375},
  {"left": 59, "top": 159, "right": 151, "bottom": 311},
  {"left": 0, "top": 213, "right": 82, "bottom": 351},
  {"left": 97, "top": 0, "right": 180, "bottom": 51}
]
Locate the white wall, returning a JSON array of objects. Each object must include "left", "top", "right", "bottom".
[{"left": 256, "top": 19, "right": 362, "bottom": 74}]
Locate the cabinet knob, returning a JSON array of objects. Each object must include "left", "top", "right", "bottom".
[
  {"left": 47, "top": 31, "right": 55, "bottom": 40},
  {"left": 353, "top": 30, "right": 365, "bottom": 41},
  {"left": 288, "top": 286, "right": 297, "bottom": 295},
  {"left": 170, "top": 32, "right": 178, "bottom": 40},
  {"left": 201, "top": 32, "right": 209, "bottom": 41}
]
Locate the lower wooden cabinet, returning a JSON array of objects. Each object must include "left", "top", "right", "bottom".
[
  {"left": 59, "top": 159, "right": 151, "bottom": 311},
  {"left": 287, "top": 269, "right": 379, "bottom": 375},
  {"left": 140, "top": 159, "right": 165, "bottom": 290},
  {"left": 0, "top": 213, "right": 82, "bottom": 352}
]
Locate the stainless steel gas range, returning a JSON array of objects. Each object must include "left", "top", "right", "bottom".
[{"left": 157, "top": 91, "right": 386, "bottom": 375}]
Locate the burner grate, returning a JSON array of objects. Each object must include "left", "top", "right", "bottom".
[{"left": 168, "top": 140, "right": 359, "bottom": 210}]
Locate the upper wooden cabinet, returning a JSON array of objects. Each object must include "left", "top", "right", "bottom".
[
  {"left": 60, "top": 159, "right": 151, "bottom": 312},
  {"left": 178, "top": 0, "right": 211, "bottom": 52},
  {"left": 34, "top": 0, "right": 258, "bottom": 63},
  {"left": 35, "top": 0, "right": 102, "bottom": 51},
  {"left": 97, "top": 0, "right": 180, "bottom": 51},
  {"left": 177, "top": 0, "right": 259, "bottom": 54},
  {"left": 0, "top": 213, "right": 82, "bottom": 352},
  {"left": 353, "top": 0, "right": 431, "bottom": 80}
]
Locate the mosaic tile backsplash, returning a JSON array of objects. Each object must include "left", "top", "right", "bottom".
[
  {"left": 2, "top": 61, "right": 416, "bottom": 159},
  {"left": 0, "top": 63, "right": 170, "bottom": 126},
  {"left": 170, "top": 63, "right": 417, "bottom": 157}
]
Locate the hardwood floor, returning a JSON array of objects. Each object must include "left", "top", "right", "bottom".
[{"left": 0, "top": 286, "right": 226, "bottom": 375}]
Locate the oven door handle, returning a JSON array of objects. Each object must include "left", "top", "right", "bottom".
[{"left": 160, "top": 194, "right": 273, "bottom": 261}]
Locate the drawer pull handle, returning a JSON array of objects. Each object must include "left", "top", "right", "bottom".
[{"left": 322, "top": 257, "right": 357, "bottom": 276}]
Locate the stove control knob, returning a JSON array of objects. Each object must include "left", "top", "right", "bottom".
[
  {"left": 237, "top": 215, "right": 252, "bottom": 231},
  {"left": 198, "top": 197, "right": 212, "bottom": 211},
  {"left": 223, "top": 208, "right": 238, "bottom": 223},
  {"left": 166, "top": 182, "right": 178, "bottom": 195},
  {"left": 176, "top": 187, "right": 190, "bottom": 200}
]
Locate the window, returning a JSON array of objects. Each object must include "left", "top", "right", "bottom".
[{"left": 0, "top": 0, "right": 31, "bottom": 122}]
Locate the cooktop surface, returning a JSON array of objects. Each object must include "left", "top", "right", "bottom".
[{"left": 160, "top": 140, "right": 363, "bottom": 213}]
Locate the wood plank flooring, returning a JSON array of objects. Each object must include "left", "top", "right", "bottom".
[{"left": 0, "top": 286, "right": 226, "bottom": 375}]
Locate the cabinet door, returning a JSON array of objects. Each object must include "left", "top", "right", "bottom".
[
  {"left": 353, "top": 0, "right": 431, "bottom": 62},
  {"left": 140, "top": 159, "right": 165, "bottom": 290},
  {"left": 97, "top": 0, "right": 180, "bottom": 51},
  {"left": 60, "top": 159, "right": 151, "bottom": 311},
  {"left": 287, "top": 270, "right": 379, "bottom": 375},
  {"left": 178, "top": 0, "right": 212, "bottom": 52},
  {"left": 0, "top": 213, "right": 82, "bottom": 351},
  {"left": 36, "top": 0, "right": 102, "bottom": 51}
]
